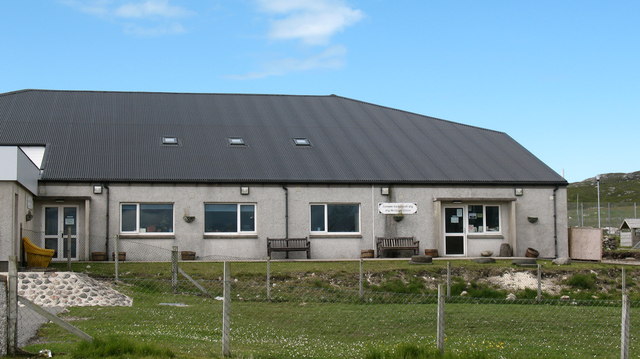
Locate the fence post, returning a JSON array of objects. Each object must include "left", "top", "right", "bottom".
[
  {"left": 437, "top": 283, "right": 445, "bottom": 356},
  {"left": 536, "top": 264, "right": 542, "bottom": 301},
  {"left": 222, "top": 261, "right": 231, "bottom": 357},
  {"left": 7, "top": 256, "right": 18, "bottom": 355},
  {"left": 446, "top": 262, "right": 451, "bottom": 298},
  {"left": 171, "top": 246, "right": 179, "bottom": 293},
  {"left": 622, "top": 267, "right": 626, "bottom": 295},
  {"left": 359, "top": 258, "right": 364, "bottom": 301},
  {"left": 266, "top": 257, "right": 271, "bottom": 302},
  {"left": 621, "top": 292, "right": 630, "bottom": 359},
  {"left": 66, "top": 225, "right": 72, "bottom": 271},
  {"left": 114, "top": 235, "right": 119, "bottom": 281}
]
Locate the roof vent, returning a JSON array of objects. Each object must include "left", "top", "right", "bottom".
[
  {"left": 228, "top": 137, "right": 246, "bottom": 146},
  {"left": 293, "top": 138, "right": 311, "bottom": 147},
  {"left": 162, "top": 137, "right": 179, "bottom": 145}
]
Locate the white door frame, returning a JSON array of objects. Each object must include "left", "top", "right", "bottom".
[
  {"left": 443, "top": 205, "right": 466, "bottom": 256},
  {"left": 42, "top": 205, "right": 80, "bottom": 261}
]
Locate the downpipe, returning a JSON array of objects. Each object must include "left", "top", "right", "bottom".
[
  {"left": 553, "top": 186, "right": 558, "bottom": 258},
  {"left": 104, "top": 183, "right": 110, "bottom": 257},
  {"left": 282, "top": 185, "right": 288, "bottom": 238}
]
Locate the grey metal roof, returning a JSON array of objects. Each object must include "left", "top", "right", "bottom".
[
  {"left": 0, "top": 89, "right": 567, "bottom": 185},
  {"left": 621, "top": 219, "right": 640, "bottom": 230}
]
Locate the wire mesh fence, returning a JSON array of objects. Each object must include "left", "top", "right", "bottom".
[
  {"left": 568, "top": 201, "right": 639, "bottom": 229},
  {"left": 5, "top": 252, "right": 640, "bottom": 358}
]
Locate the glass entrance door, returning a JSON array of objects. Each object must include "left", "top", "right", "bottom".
[
  {"left": 444, "top": 207, "right": 465, "bottom": 255},
  {"left": 43, "top": 206, "right": 78, "bottom": 260}
]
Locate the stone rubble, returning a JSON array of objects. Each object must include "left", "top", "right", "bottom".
[{"left": 15, "top": 272, "right": 132, "bottom": 307}]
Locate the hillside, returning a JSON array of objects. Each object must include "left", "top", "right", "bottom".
[{"left": 567, "top": 171, "right": 640, "bottom": 203}]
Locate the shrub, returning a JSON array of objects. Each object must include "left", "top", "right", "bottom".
[
  {"left": 565, "top": 273, "right": 597, "bottom": 290},
  {"left": 365, "top": 343, "right": 490, "bottom": 359},
  {"left": 71, "top": 336, "right": 175, "bottom": 359}
]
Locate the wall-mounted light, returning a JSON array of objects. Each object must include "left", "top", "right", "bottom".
[
  {"left": 514, "top": 188, "right": 524, "bottom": 196},
  {"left": 381, "top": 187, "right": 390, "bottom": 196},
  {"left": 452, "top": 200, "right": 463, "bottom": 204},
  {"left": 240, "top": 186, "right": 250, "bottom": 195},
  {"left": 93, "top": 184, "right": 103, "bottom": 194}
]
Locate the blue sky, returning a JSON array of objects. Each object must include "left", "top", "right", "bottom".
[{"left": 2, "top": 1, "right": 638, "bottom": 183}]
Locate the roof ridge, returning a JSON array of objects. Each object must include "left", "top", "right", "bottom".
[
  {"left": 1, "top": 89, "right": 334, "bottom": 98},
  {"left": 330, "top": 95, "right": 506, "bottom": 135}
]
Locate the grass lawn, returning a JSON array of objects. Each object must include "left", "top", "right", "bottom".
[
  {"left": 21, "top": 260, "right": 640, "bottom": 358},
  {"left": 23, "top": 281, "right": 638, "bottom": 359}
]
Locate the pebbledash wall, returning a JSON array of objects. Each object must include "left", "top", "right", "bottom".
[{"left": 33, "top": 182, "right": 568, "bottom": 260}]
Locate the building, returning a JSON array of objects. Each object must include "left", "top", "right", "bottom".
[
  {"left": 0, "top": 89, "right": 568, "bottom": 269},
  {"left": 619, "top": 219, "right": 640, "bottom": 248}
]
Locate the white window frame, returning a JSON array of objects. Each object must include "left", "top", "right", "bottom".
[
  {"left": 310, "top": 203, "right": 361, "bottom": 235},
  {"left": 204, "top": 203, "right": 257, "bottom": 235},
  {"left": 120, "top": 203, "right": 175, "bottom": 234},
  {"left": 467, "top": 204, "right": 501, "bottom": 234}
]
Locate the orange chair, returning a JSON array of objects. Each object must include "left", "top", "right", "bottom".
[{"left": 22, "top": 237, "right": 55, "bottom": 268}]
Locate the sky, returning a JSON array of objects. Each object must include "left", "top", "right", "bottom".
[{"left": 1, "top": 1, "right": 639, "bottom": 183}]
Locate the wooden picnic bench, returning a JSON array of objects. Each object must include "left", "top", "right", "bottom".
[
  {"left": 376, "top": 237, "right": 419, "bottom": 257},
  {"left": 267, "top": 237, "right": 310, "bottom": 259}
]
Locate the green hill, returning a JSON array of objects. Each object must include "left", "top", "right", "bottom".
[{"left": 567, "top": 171, "right": 640, "bottom": 203}]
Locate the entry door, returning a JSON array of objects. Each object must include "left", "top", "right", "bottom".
[
  {"left": 444, "top": 207, "right": 465, "bottom": 255},
  {"left": 43, "top": 206, "right": 78, "bottom": 260}
]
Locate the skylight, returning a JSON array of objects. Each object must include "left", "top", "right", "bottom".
[
  {"left": 228, "top": 137, "right": 246, "bottom": 146},
  {"left": 293, "top": 138, "right": 311, "bottom": 146},
  {"left": 162, "top": 136, "right": 178, "bottom": 145}
]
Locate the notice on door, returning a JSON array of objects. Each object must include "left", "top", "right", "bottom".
[
  {"left": 378, "top": 202, "right": 418, "bottom": 215},
  {"left": 65, "top": 216, "right": 75, "bottom": 226}
]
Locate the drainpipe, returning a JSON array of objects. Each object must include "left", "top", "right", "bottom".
[
  {"left": 282, "top": 185, "right": 289, "bottom": 238},
  {"left": 104, "top": 183, "right": 110, "bottom": 256},
  {"left": 553, "top": 186, "right": 558, "bottom": 258}
]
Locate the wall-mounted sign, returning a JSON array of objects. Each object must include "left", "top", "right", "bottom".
[{"left": 378, "top": 202, "right": 418, "bottom": 215}]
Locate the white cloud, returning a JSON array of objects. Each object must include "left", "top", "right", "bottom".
[
  {"left": 115, "top": 0, "right": 194, "bottom": 18},
  {"left": 228, "top": 45, "right": 347, "bottom": 80},
  {"left": 59, "top": 0, "right": 112, "bottom": 16},
  {"left": 59, "top": 0, "right": 193, "bottom": 36},
  {"left": 123, "top": 22, "right": 186, "bottom": 36},
  {"left": 257, "top": 0, "right": 363, "bottom": 45}
]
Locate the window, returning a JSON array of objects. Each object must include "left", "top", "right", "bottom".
[
  {"left": 467, "top": 205, "right": 500, "bottom": 233},
  {"left": 293, "top": 138, "right": 311, "bottom": 146},
  {"left": 228, "top": 137, "right": 245, "bottom": 146},
  {"left": 205, "top": 204, "right": 256, "bottom": 234},
  {"left": 162, "top": 136, "right": 178, "bottom": 145},
  {"left": 310, "top": 204, "right": 360, "bottom": 233},
  {"left": 120, "top": 203, "right": 174, "bottom": 233}
]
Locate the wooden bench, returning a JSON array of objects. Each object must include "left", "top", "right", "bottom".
[
  {"left": 376, "top": 237, "right": 419, "bottom": 258},
  {"left": 267, "top": 237, "right": 310, "bottom": 259}
]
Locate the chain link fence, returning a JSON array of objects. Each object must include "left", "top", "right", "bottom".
[
  {"left": 3, "top": 244, "right": 640, "bottom": 358},
  {"left": 569, "top": 202, "right": 638, "bottom": 229}
]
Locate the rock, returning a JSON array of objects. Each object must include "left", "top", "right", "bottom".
[
  {"left": 512, "top": 258, "right": 537, "bottom": 265},
  {"left": 506, "top": 293, "right": 517, "bottom": 301},
  {"left": 460, "top": 291, "right": 468, "bottom": 296},
  {"left": 552, "top": 257, "right": 571, "bottom": 265},
  {"left": 480, "top": 250, "right": 493, "bottom": 257},
  {"left": 409, "top": 255, "right": 433, "bottom": 264},
  {"left": 499, "top": 243, "right": 513, "bottom": 257},
  {"left": 473, "top": 258, "right": 496, "bottom": 264},
  {"left": 560, "top": 295, "right": 570, "bottom": 301}
]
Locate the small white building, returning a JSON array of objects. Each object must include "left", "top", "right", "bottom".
[{"left": 619, "top": 219, "right": 640, "bottom": 247}]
